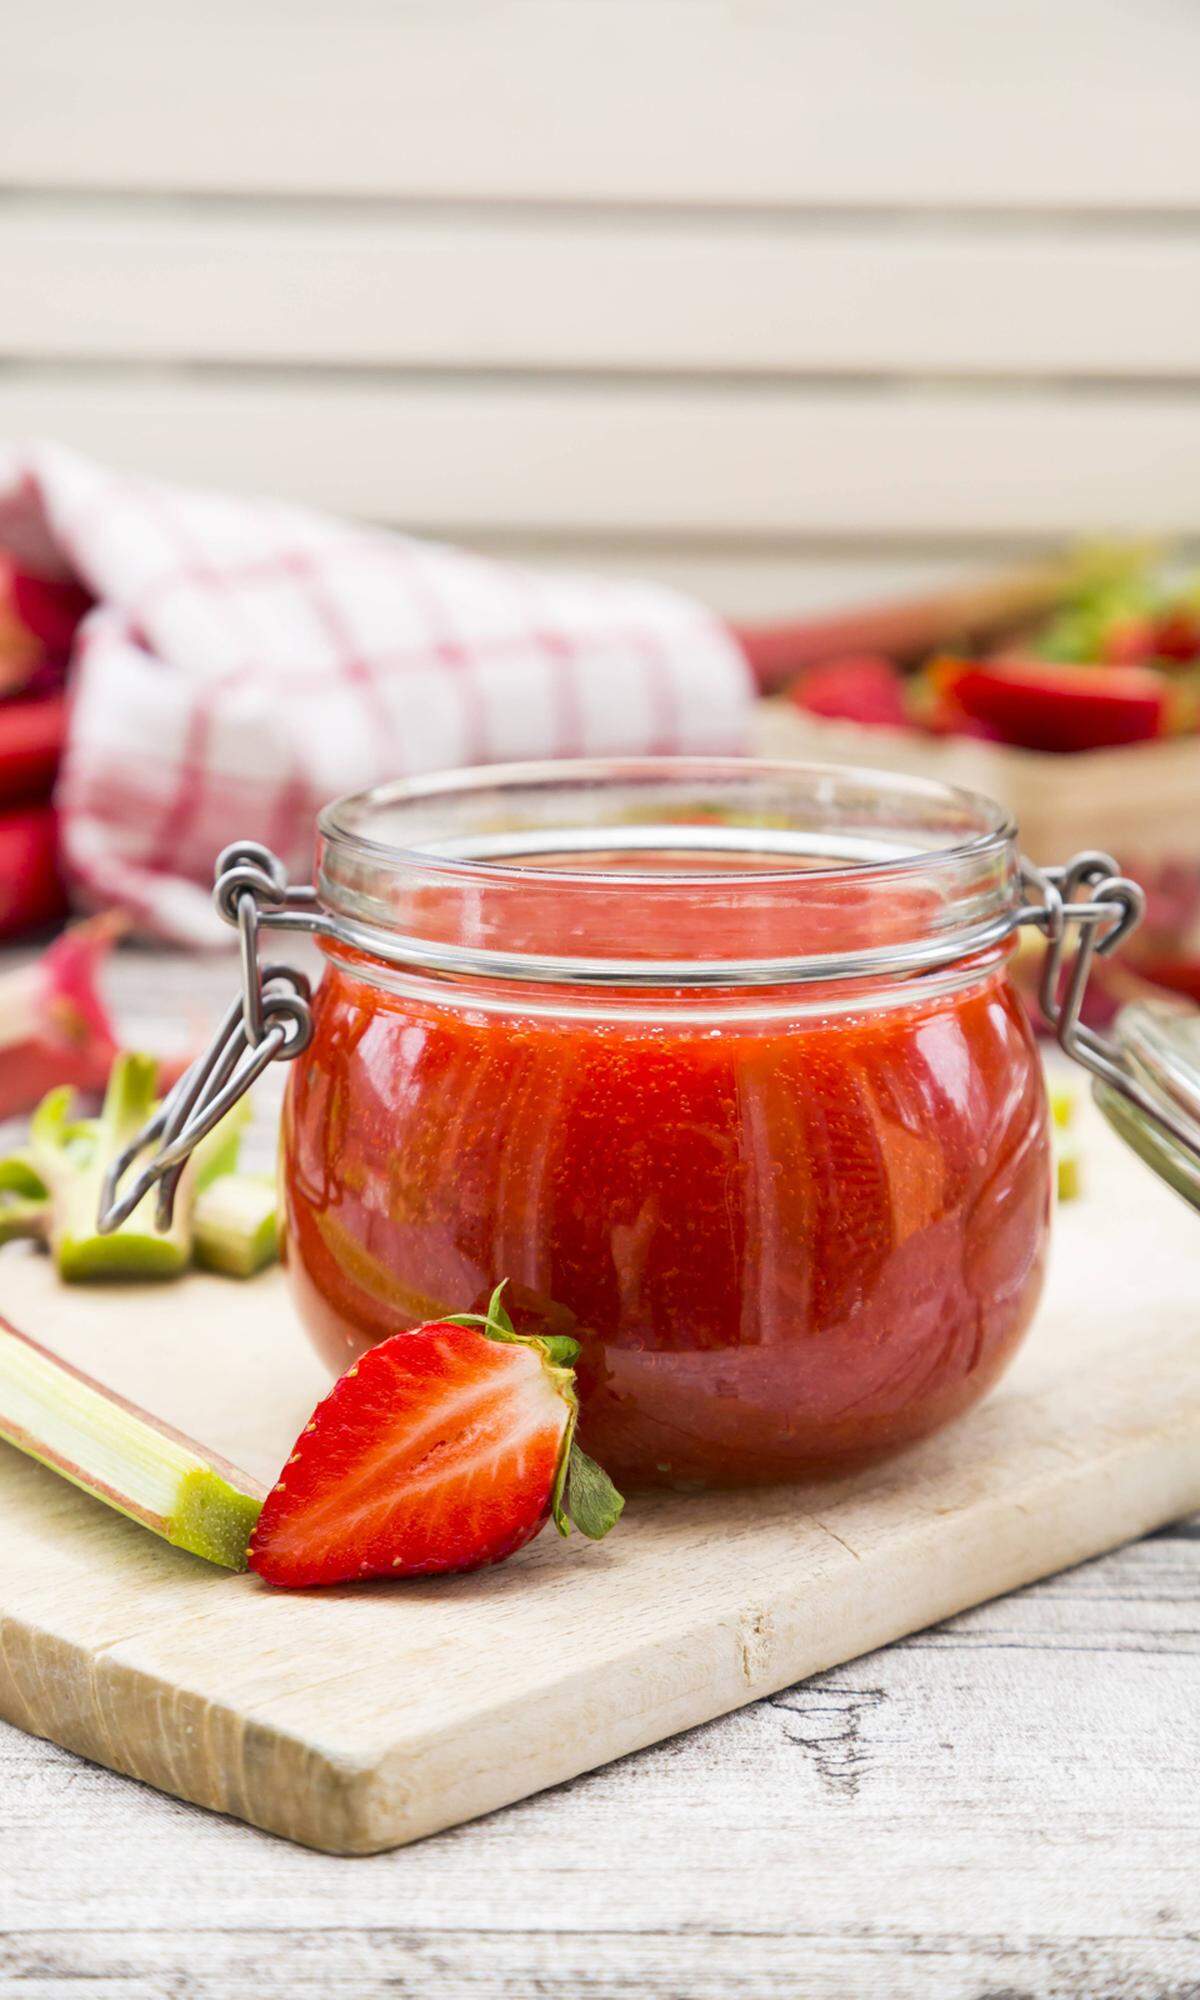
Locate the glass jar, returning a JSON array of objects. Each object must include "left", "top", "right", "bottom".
[
  {"left": 99, "top": 758, "right": 1200, "bottom": 1489},
  {"left": 288, "top": 758, "right": 1053, "bottom": 1488}
]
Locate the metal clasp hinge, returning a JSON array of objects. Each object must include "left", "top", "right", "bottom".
[
  {"left": 97, "top": 843, "right": 322, "bottom": 1233},
  {"left": 1019, "top": 851, "right": 1200, "bottom": 1173}
]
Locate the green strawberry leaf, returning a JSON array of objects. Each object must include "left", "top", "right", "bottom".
[
  {"left": 536, "top": 1334, "right": 581, "bottom": 1367},
  {"left": 446, "top": 1282, "right": 580, "bottom": 1367},
  {"left": 485, "top": 1280, "right": 515, "bottom": 1336},
  {"left": 565, "top": 1442, "right": 625, "bottom": 1541},
  {"left": 550, "top": 1406, "right": 577, "bottom": 1538},
  {"left": 446, "top": 1280, "right": 520, "bottom": 1344}
]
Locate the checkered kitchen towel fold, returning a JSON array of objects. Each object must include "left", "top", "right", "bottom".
[{"left": 0, "top": 445, "right": 752, "bottom": 944}]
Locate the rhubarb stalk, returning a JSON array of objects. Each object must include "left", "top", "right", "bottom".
[
  {"left": 28, "top": 1053, "right": 250, "bottom": 1281},
  {"left": 193, "top": 1174, "right": 279, "bottom": 1278},
  {"left": 732, "top": 553, "right": 1113, "bottom": 692},
  {"left": 0, "top": 1313, "right": 264, "bottom": 1568},
  {"left": 0, "top": 915, "right": 123, "bottom": 1115}
]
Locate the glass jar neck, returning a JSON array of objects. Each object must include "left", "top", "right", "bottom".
[{"left": 315, "top": 757, "right": 1020, "bottom": 993}]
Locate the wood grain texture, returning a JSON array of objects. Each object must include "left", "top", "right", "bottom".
[
  {"left": 6, "top": 0, "right": 1200, "bottom": 209},
  {"left": 5, "top": 376, "right": 1200, "bottom": 539},
  {"left": 0, "top": 1086, "right": 1196, "bottom": 1857},
  {"left": 1, "top": 1528, "right": 1199, "bottom": 1995},
  {"left": 6, "top": 205, "right": 1200, "bottom": 378},
  {"left": 7, "top": 0, "right": 1200, "bottom": 633}
]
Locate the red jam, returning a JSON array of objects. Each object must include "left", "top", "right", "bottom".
[{"left": 281, "top": 943, "right": 1050, "bottom": 1487}]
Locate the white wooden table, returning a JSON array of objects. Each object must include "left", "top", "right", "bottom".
[
  {"left": 1, "top": 1534, "right": 1196, "bottom": 1996},
  {"left": 1, "top": 947, "right": 1197, "bottom": 1998}
]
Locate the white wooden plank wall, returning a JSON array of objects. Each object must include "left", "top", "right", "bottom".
[{"left": 2, "top": 0, "right": 1199, "bottom": 617}]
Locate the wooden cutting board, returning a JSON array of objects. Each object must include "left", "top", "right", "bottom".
[{"left": 0, "top": 1098, "right": 1196, "bottom": 1855}]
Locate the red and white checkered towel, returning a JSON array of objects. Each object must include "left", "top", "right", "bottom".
[{"left": 0, "top": 445, "right": 752, "bottom": 944}]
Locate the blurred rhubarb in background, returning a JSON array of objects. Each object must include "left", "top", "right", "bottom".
[
  {"left": 739, "top": 546, "right": 1200, "bottom": 1023},
  {"left": 0, "top": 554, "right": 91, "bottom": 940},
  {"left": 0, "top": 558, "right": 172, "bottom": 1109},
  {"left": 0, "top": 915, "right": 195, "bottom": 1119},
  {"left": 758, "top": 547, "right": 1200, "bottom": 754},
  {"left": 2, "top": 518, "right": 1199, "bottom": 1035},
  {"left": 0, "top": 915, "right": 122, "bottom": 1117}
]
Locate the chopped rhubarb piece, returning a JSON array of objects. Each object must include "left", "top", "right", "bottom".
[
  {"left": 193, "top": 1174, "right": 279, "bottom": 1278},
  {"left": 908, "top": 655, "right": 1004, "bottom": 740},
  {"left": 943, "top": 656, "right": 1168, "bottom": 753},
  {"left": 1152, "top": 609, "right": 1200, "bottom": 664},
  {"left": 789, "top": 654, "right": 909, "bottom": 730},
  {"left": 732, "top": 555, "right": 1085, "bottom": 690},
  {"left": 0, "top": 1313, "right": 263, "bottom": 1567},
  {"left": 1100, "top": 614, "right": 1160, "bottom": 667},
  {"left": 28, "top": 1054, "right": 250, "bottom": 1282},
  {"left": 0, "top": 1151, "right": 48, "bottom": 1244},
  {"left": 249, "top": 1284, "right": 623, "bottom": 1588}
]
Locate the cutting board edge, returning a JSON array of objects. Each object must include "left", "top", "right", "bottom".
[
  {"left": 0, "top": 1600, "right": 382, "bottom": 1853},
  {"left": 4, "top": 1392, "right": 1195, "bottom": 1857},
  {"left": 341, "top": 1403, "right": 1200, "bottom": 1854}
]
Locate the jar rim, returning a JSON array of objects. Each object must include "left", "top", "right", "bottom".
[
  {"left": 314, "top": 757, "right": 1022, "bottom": 989},
  {"left": 318, "top": 756, "right": 1015, "bottom": 885}
]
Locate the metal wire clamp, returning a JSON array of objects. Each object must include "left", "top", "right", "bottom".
[
  {"left": 1019, "top": 851, "right": 1200, "bottom": 1173},
  {"left": 96, "top": 838, "right": 1200, "bottom": 1236},
  {"left": 97, "top": 842, "right": 323, "bottom": 1233}
]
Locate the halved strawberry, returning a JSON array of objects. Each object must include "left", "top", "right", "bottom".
[{"left": 248, "top": 1285, "right": 623, "bottom": 1588}]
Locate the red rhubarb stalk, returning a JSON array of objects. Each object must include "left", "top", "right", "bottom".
[
  {"left": 0, "top": 692, "right": 68, "bottom": 807},
  {"left": 0, "top": 914, "right": 125, "bottom": 1115},
  {"left": 731, "top": 556, "right": 1090, "bottom": 693},
  {"left": 0, "top": 803, "right": 68, "bottom": 938}
]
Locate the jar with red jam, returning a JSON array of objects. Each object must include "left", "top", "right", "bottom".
[
  {"left": 105, "top": 759, "right": 1200, "bottom": 1487},
  {"left": 285, "top": 756, "right": 1059, "bottom": 1490}
]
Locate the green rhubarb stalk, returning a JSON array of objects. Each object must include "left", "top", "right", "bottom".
[
  {"left": 28, "top": 1054, "right": 249, "bottom": 1282},
  {"left": 193, "top": 1174, "right": 279, "bottom": 1278},
  {"left": 0, "top": 1153, "right": 49, "bottom": 1244},
  {"left": 193, "top": 1107, "right": 250, "bottom": 1193},
  {"left": 0, "top": 1313, "right": 264, "bottom": 1567}
]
